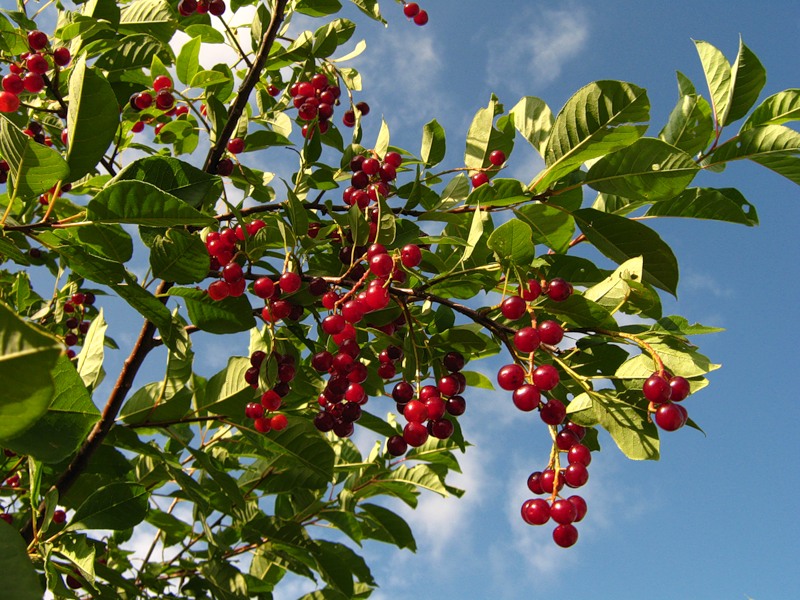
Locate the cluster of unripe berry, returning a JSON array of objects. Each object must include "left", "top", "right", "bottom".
[
  {"left": 177, "top": 0, "right": 226, "bottom": 17},
  {"left": 0, "top": 30, "right": 71, "bottom": 113},
  {"left": 242, "top": 350, "right": 290, "bottom": 433},
  {"left": 643, "top": 371, "right": 691, "bottom": 431},
  {"left": 342, "top": 151, "right": 403, "bottom": 209},
  {"left": 402, "top": 2, "right": 429, "bottom": 25}
]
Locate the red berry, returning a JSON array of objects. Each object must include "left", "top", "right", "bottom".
[
  {"left": 208, "top": 0, "right": 226, "bottom": 15},
  {"left": 501, "top": 295, "right": 527, "bottom": 320},
  {"left": 567, "top": 443, "right": 591, "bottom": 466},
  {"left": 362, "top": 157, "right": 380, "bottom": 175},
  {"left": 26, "top": 53, "right": 49, "bottom": 75},
  {"left": 521, "top": 498, "right": 550, "bottom": 525},
  {"left": 2, "top": 74, "right": 24, "bottom": 95},
  {"left": 553, "top": 523, "right": 579, "bottom": 547},
  {"left": 23, "top": 73, "right": 45, "bottom": 93},
  {"left": 385, "top": 151, "right": 403, "bottom": 168},
  {"left": 403, "top": 2, "right": 420, "bottom": 17},
  {"left": 401, "top": 244, "right": 422, "bottom": 268},
  {"left": 356, "top": 101, "right": 370, "bottom": 116},
  {"left": 253, "top": 277, "right": 275, "bottom": 299},
  {"left": 521, "top": 278, "right": 542, "bottom": 301},
  {"left": 514, "top": 327, "right": 540, "bottom": 353},
  {"left": 537, "top": 320, "right": 564, "bottom": 345},
  {"left": 497, "top": 363, "right": 526, "bottom": 391},
  {"left": 270, "top": 414, "right": 288, "bottom": 431},
  {"left": 387, "top": 434, "right": 408, "bottom": 456},
  {"left": 156, "top": 90, "right": 175, "bottom": 110},
  {"left": 222, "top": 262, "right": 243, "bottom": 283},
  {"left": 655, "top": 402, "right": 686, "bottom": 431},
  {"left": 489, "top": 150, "right": 506, "bottom": 166},
  {"left": 245, "top": 402, "right": 264, "bottom": 419},
  {"left": 547, "top": 278, "right": 573, "bottom": 302},
  {"left": 413, "top": 9, "right": 429, "bottom": 25},
  {"left": 227, "top": 137, "right": 245, "bottom": 154},
  {"left": 52, "top": 47, "right": 71, "bottom": 67},
  {"left": 443, "top": 351, "right": 464, "bottom": 372},
  {"left": 550, "top": 498, "right": 578, "bottom": 524},
  {"left": 216, "top": 158, "right": 234, "bottom": 176},
  {"left": 254, "top": 417, "right": 271, "bottom": 433},
  {"left": 669, "top": 375, "right": 691, "bottom": 401},
  {"left": 52, "top": 509, "right": 67, "bottom": 524},
  {"left": 369, "top": 253, "right": 394, "bottom": 277},
  {"left": 403, "top": 400, "right": 429, "bottom": 423},
  {"left": 532, "top": 364, "right": 559, "bottom": 391},
  {"left": 27, "top": 31, "right": 48, "bottom": 51},
  {"left": 446, "top": 395, "right": 466, "bottom": 416},
  {"left": 342, "top": 110, "right": 356, "bottom": 127},
  {"left": 512, "top": 384, "right": 540, "bottom": 412},
  {"left": 0, "top": 91, "right": 20, "bottom": 113},
  {"left": 471, "top": 172, "right": 489, "bottom": 188},
  {"left": 643, "top": 373, "right": 671, "bottom": 404},
  {"left": 564, "top": 463, "right": 589, "bottom": 488},
  {"left": 540, "top": 399, "right": 567, "bottom": 425},
  {"left": 556, "top": 429, "right": 580, "bottom": 451},
  {"left": 568, "top": 495, "right": 588, "bottom": 522},
  {"left": 403, "top": 421, "right": 429, "bottom": 447},
  {"left": 527, "top": 471, "right": 544, "bottom": 494},
  {"left": 207, "top": 280, "right": 229, "bottom": 301},
  {"left": 279, "top": 271, "right": 302, "bottom": 294},
  {"left": 153, "top": 75, "right": 172, "bottom": 91},
  {"left": 540, "top": 469, "right": 564, "bottom": 494}
]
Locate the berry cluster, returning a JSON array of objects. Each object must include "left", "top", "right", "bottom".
[
  {"left": 342, "top": 151, "right": 403, "bottom": 209},
  {"left": 470, "top": 149, "right": 506, "bottom": 188},
  {"left": 643, "top": 372, "right": 691, "bottom": 431},
  {"left": 522, "top": 422, "right": 590, "bottom": 547},
  {"left": 204, "top": 220, "right": 267, "bottom": 300},
  {"left": 287, "top": 73, "right": 348, "bottom": 137},
  {"left": 178, "top": 0, "right": 226, "bottom": 16},
  {"left": 0, "top": 30, "right": 71, "bottom": 114},
  {"left": 127, "top": 75, "right": 190, "bottom": 136},
  {"left": 402, "top": 2, "right": 429, "bottom": 25},
  {"left": 62, "top": 292, "right": 97, "bottom": 359},
  {"left": 243, "top": 350, "right": 290, "bottom": 433}
]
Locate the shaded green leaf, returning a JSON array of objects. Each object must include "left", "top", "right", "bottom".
[
  {"left": 510, "top": 96, "right": 553, "bottom": 157},
  {"left": 176, "top": 35, "right": 201, "bottom": 86},
  {"left": 0, "top": 522, "right": 44, "bottom": 600},
  {"left": 148, "top": 228, "right": 210, "bottom": 284},
  {"left": 486, "top": 218, "right": 535, "bottom": 266},
  {"left": 723, "top": 39, "right": 766, "bottom": 125},
  {"left": 741, "top": 89, "right": 800, "bottom": 131},
  {"left": 659, "top": 94, "right": 715, "bottom": 156},
  {"left": 645, "top": 187, "right": 758, "bottom": 225},
  {"left": 69, "top": 482, "right": 148, "bottom": 530},
  {"left": 694, "top": 40, "right": 731, "bottom": 125},
  {"left": 421, "top": 119, "right": 446, "bottom": 168},
  {"left": 706, "top": 125, "right": 800, "bottom": 185},
  {"left": 169, "top": 287, "right": 257, "bottom": 334},
  {"left": 515, "top": 202, "right": 575, "bottom": 253}
]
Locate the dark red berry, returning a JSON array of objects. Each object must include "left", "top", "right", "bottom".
[
  {"left": 669, "top": 375, "right": 691, "bottom": 401},
  {"left": 547, "top": 278, "right": 573, "bottom": 302},
  {"left": 497, "top": 364, "right": 526, "bottom": 391},
  {"left": 540, "top": 399, "right": 567, "bottom": 425},
  {"left": 489, "top": 150, "right": 506, "bottom": 166},
  {"left": 553, "top": 523, "right": 579, "bottom": 548},
  {"left": 537, "top": 320, "right": 564, "bottom": 345},
  {"left": 501, "top": 295, "right": 527, "bottom": 320},
  {"left": 521, "top": 498, "right": 550, "bottom": 525},
  {"left": 643, "top": 373, "right": 671, "bottom": 404},
  {"left": 532, "top": 364, "right": 559, "bottom": 391}
]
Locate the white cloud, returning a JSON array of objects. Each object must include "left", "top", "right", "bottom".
[{"left": 486, "top": 4, "right": 590, "bottom": 93}]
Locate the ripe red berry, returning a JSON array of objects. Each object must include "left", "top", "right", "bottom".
[
  {"left": 207, "top": 280, "right": 229, "bottom": 301},
  {"left": 643, "top": 373, "right": 671, "bottom": 404},
  {"left": 521, "top": 278, "right": 542, "bottom": 301},
  {"left": 403, "top": 400, "right": 429, "bottom": 423},
  {"left": 401, "top": 244, "right": 422, "bottom": 268},
  {"left": 532, "top": 364, "right": 559, "bottom": 391},
  {"left": 471, "top": 172, "right": 489, "bottom": 188},
  {"left": 556, "top": 429, "right": 580, "bottom": 451},
  {"left": 208, "top": 0, "right": 226, "bottom": 15},
  {"left": 446, "top": 395, "right": 466, "bottom": 416},
  {"left": 387, "top": 434, "right": 408, "bottom": 456},
  {"left": 216, "top": 158, "right": 234, "bottom": 176},
  {"left": 253, "top": 277, "right": 275, "bottom": 299},
  {"left": 564, "top": 463, "right": 589, "bottom": 488},
  {"left": 23, "top": 73, "right": 45, "bottom": 93},
  {"left": 527, "top": 471, "right": 544, "bottom": 494},
  {"left": 413, "top": 9, "right": 429, "bottom": 25},
  {"left": 550, "top": 498, "right": 578, "bottom": 524},
  {"left": 443, "top": 351, "right": 465, "bottom": 372},
  {"left": 356, "top": 101, "right": 370, "bottom": 116},
  {"left": 227, "top": 137, "right": 245, "bottom": 154},
  {"left": 568, "top": 495, "right": 588, "bottom": 522},
  {"left": 537, "top": 320, "right": 564, "bottom": 345},
  {"left": 497, "top": 364, "right": 526, "bottom": 391},
  {"left": 514, "top": 327, "right": 540, "bottom": 353},
  {"left": 521, "top": 498, "right": 550, "bottom": 525},
  {"left": 512, "top": 384, "right": 541, "bottom": 411},
  {"left": 0, "top": 91, "right": 20, "bottom": 113},
  {"left": 403, "top": 2, "right": 420, "bottom": 17},
  {"left": 540, "top": 469, "right": 564, "bottom": 494},
  {"left": 547, "top": 277, "right": 573, "bottom": 301},
  {"left": 52, "top": 509, "right": 67, "bottom": 524},
  {"left": 369, "top": 253, "right": 394, "bottom": 277},
  {"left": 322, "top": 314, "right": 346, "bottom": 335},
  {"left": 342, "top": 110, "right": 356, "bottom": 127},
  {"left": 669, "top": 375, "right": 691, "bottom": 401},
  {"left": 2, "top": 74, "right": 24, "bottom": 95},
  {"left": 501, "top": 295, "right": 527, "bottom": 320},
  {"left": 270, "top": 414, "right": 288, "bottom": 431},
  {"left": 52, "top": 47, "right": 71, "bottom": 67},
  {"left": 403, "top": 421, "right": 428, "bottom": 447},
  {"left": 27, "top": 31, "right": 48, "bottom": 51},
  {"left": 552, "top": 523, "right": 579, "bottom": 547},
  {"left": 540, "top": 399, "right": 567, "bottom": 425},
  {"left": 279, "top": 271, "right": 302, "bottom": 294},
  {"left": 153, "top": 75, "right": 172, "bottom": 91},
  {"left": 654, "top": 402, "right": 686, "bottom": 431},
  {"left": 567, "top": 443, "right": 591, "bottom": 466},
  {"left": 489, "top": 150, "right": 506, "bottom": 166},
  {"left": 245, "top": 402, "right": 264, "bottom": 419},
  {"left": 26, "top": 53, "right": 49, "bottom": 75}
]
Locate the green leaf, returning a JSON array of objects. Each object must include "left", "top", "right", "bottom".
[
  {"left": 111, "top": 278, "right": 178, "bottom": 350},
  {"left": 54, "top": 534, "right": 96, "bottom": 582},
  {"left": 4, "top": 356, "right": 100, "bottom": 463},
  {"left": 0, "top": 115, "right": 70, "bottom": 200},
  {"left": 659, "top": 94, "right": 715, "bottom": 156},
  {"left": 381, "top": 465, "right": 452, "bottom": 496},
  {"left": 515, "top": 202, "right": 575, "bottom": 253},
  {"left": 583, "top": 257, "right": 641, "bottom": 313},
  {"left": 176, "top": 35, "right": 201, "bottom": 86},
  {"left": 296, "top": 0, "right": 342, "bottom": 17},
  {"left": 486, "top": 218, "right": 535, "bottom": 266},
  {"left": 546, "top": 294, "right": 618, "bottom": 330},
  {"left": 741, "top": 89, "right": 800, "bottom": 131},
  {"left": 421, "top": 119, "right": 446, "bottom": 167},
  {"left": 584, "top": 138, "right": 699, "bottom": 201},
  {"left": 722, "top": 39, "right": 766, "bottom": 125},
  {"left": 510, "top": 96, "right": 554, "bottom": 157},
  {"left": 572, "top": 208, "right": 679, "bottom": 295},
  {"left": 77, "top": 307, "right": 107, "bottom": 390},
  {"left": 190, "top": 69, "right": 231, "bottom": 88},
  {"left": 0, "top": 522, "right": 44, "bottom": 600},
  {"left": 72, "top": 223, "right": 134, "bottom": 264},
  {"left": 185, "top": 23, "right": 225, "bottom": 43},
  {"left": 55, "top": 244, "right": 126, "bottom": 285},
  {"left": 119, "top": 382, "right": 192, "bottom": 425},
  {"left": 147, "top": 228, "right": 210, "bottom": 284},
  {"left": 464, "top": 96, "right": 514, "bottom": 172},
  {"left": 568, "top": 392, "right": 659, "bottom": 460},
  {"left": 145, "top": 510, "right": 193, "bottom": 546},
  {"left": 645, "top": 187, "right": 758, "bottom": 226},
  {"left": 349, "top": 0, "right": 386, "bottom": 23},
  {"left": 119, "top": 0, "right": 177, "bottom": 44},
  {"left": 617, "top": 337, "right": 720, "bottom": 379},
  {"left": 676, "top": 71, "right": 696, "bottom": 96},
  {"left": 169, "top": 287, "right": 256, "bottom": 334},
  {"left": 87, "top": 180, "right": 216, "bottom": 226},
  {"left": 694, "top": 40, "right": 732, "bottom": 126},
  {"left": 534, "top": 81, "right": 650, "bottom": 192},
  {"left": 113, "top": 156, "right": 223, "bottom": 208},
  {"left": 0, "top": 301, "right": 62, "bottom": 442},
  {"left": 66, "top": 58, "right": 119, "bottom": 182},
  {"left": 68, "top": 482, "right": 148, "bottom": 530},
  {"left": 706, "top": 125, "right": 800, "bottom": 185}
]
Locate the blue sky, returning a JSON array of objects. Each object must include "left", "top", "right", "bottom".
[
  {"left": 36, "top": 1, "right": 798, "bottom": 598},
  {"left": 269, "top": 2, "right": 797, "bottom": 599}
]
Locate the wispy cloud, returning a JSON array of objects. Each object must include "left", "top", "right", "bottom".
[{"left": 486, "top": 3, "right": 590, "bottom": 94}]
